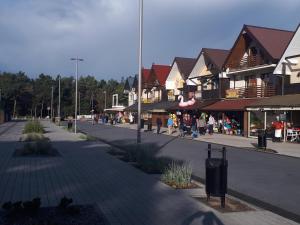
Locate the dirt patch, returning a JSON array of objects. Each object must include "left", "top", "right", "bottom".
[{"left": 195, "top": 196, "right": 255, "bottom": 213}]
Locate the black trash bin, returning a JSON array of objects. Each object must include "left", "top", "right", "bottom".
[
  {"left": 257, "top": 129, "right": 267, "bottom": 149},
  {"left": 148, "top": 121, "right": 152, "bottom": 131},
  {"left": 141, "top": 119, "right": 144, "bottom": 129},
  {"left": 205, "top": 144, "right": 228, "bottom": 208},
  {"left": 67, "top": 120, "right": 73, "bottom": 130}
]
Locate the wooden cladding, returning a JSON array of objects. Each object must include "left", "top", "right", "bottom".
[{"left": 225, "top": 32, "right": 271, "bottom": 70}]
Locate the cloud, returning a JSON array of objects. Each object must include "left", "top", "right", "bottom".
[{"left": 0, "top": 0, "right": 299, "bottom": 80}]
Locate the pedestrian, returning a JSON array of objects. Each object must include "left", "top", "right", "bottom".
[
  {"left": 197, "top": 116, "right": 206, "bottom": 135},
  {"left": 167, "top": 115, "right": 174, "bottom": 135},
  {"left": 129, "top": 113, "right": 133, "bottom": 124},
  {"left": 208, "top": 114, "right": 215, "bottom": 135},
  {"left": 179, "top": 118, "right": 185, "bottom": 137},
  {"left": 156, "top": 117, "right": 162, "bottom": 134},
  {"left": 191, "top": 115, "right": 197, "bottom": 132}
]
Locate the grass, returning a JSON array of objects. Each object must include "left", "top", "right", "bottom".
[
  {"left": 23, "top": 120, "right": 44, "bottom": 134},
  {"left": 14, "top": 140, "right": 59, "bottom": 157},
  {"left": 79, "top": 134, "right": 97, "bottom": 141},
  {"left": 120, "top": 144, "right": 171, "bottom": 174},
  {"left": 20, "top": 133, "right": 49, "bottom": 142},
  {"left": 161, "top": 161, "right": 193, "bottom": 189}
]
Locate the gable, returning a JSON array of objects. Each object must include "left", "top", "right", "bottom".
[
  {"left": 224, "top": 25, "right": 294, "bottom": 71},
  {"left": 189, "top": 53, "right": 207, "bottom": 79},
  {"left": 274, "top": 25, "right": 300, "bottom": 76}
]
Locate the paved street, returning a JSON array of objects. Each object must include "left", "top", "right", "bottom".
[
  {"left": 0, "top": 121, "right": 299, "bottom": 225},
  {"left": 77, "top": 121, "right": 300, "bottom": 222}
]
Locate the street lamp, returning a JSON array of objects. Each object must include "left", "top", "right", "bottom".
[
  {"left": 137, "top": 0, "right": 143, "bottom": 144},
  {"left": 57, "top": 75, "right": 61, "bottom": 121},
  {"left": 71, "top": 57, "right": 84, "bottom": 134},
  {"left": 103, "top": 91, "right": 107, "bottom": 110}
]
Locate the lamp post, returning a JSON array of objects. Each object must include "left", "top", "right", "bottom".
[
  {"left": 137, "top": 0, "right": 143, "bottom": 144},
  {"left": 103, "top": 91, "right": 107, "bottom": 110},
  {"left": 71, "top": 57, "right": 84, "bottom": 134},
  {"left": 51, "top": 86, "right": 54, "bottom": 120},
  {"left": 57, "top": 75, "right": 61, "bottom": 121}
]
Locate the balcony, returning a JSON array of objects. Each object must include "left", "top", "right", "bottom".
[
  {"left": 202, "top": 89, "right": 220, "bottom": 100},
  {"left": 226, "top": 85, "right": 276, "bottom": 99},
  {"left": 227, "top": 55, "right": 266, "bottom": 71}
]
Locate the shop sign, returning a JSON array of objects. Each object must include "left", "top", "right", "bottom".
[{"left": 226, "top": 89, "right": 239, "bottom": 98}]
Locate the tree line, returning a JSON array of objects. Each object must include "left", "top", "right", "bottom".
[{"left": 0, "top": 71, "right": 127, "bottom": 118}]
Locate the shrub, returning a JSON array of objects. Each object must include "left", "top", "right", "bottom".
[
  {"left": 20, "top": 133, "right": 49, "bottom": 142},
  {"left": 161, "top": 161, "right": 192, "bottom": 189},
  {"left": 15, "top": 140, "right": 59, "bottom": 157},
  {"left": 23, "top": 120, "right": 44, "bottom": 134}
]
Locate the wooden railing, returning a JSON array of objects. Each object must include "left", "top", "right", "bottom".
[
  {"left": 202, "top": 89, "right": 220, "bottom": 99},
  {"left": 226, "top": 85, "right": 276, "bottom": 98},
  {"left": 227, "top": 55, "right": 265, "bottom": 70}
]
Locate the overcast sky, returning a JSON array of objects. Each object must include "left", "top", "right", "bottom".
[{"left": 0, "top": 0, "right": 299, "bottom": 80}]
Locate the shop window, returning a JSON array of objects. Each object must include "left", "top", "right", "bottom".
[{"left": 249, "top": 111, "right": 265, "bottom": 137}]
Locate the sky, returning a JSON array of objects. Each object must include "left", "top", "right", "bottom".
[{"left": 0, "top": 0, "right": 299, "bottom": 80}]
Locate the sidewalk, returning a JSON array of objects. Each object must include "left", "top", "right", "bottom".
[
  {"left": 0, "top": 121, "right": 298, "bottom": 225},
  {"left": 113, "top": 123, "right": 300, "bottom": 158}
]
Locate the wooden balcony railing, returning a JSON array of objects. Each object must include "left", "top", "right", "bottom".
[
  {"left": 226, "top": 85, "right": 276, "bottom": 98},
  {"left": 227, "top": 55, "right": 265, "bottom": 70},
  {"left": 202, "top": 89, "right": 220, "bottom": 100}
]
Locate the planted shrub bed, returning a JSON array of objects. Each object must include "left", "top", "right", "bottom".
[
  {"left": 23, "top": 120, "right": 45, "bottom": 134},
  {"left": 0, "top": 197, "right": 108, "bottom": 225},
  {"left": 14, "top": 140, "right": 59, "bottom": 157},
  {"left": 161, "top": 161, "right": 196, "bottom": 189},
  {"left": 107, "top": 144, "right": 171, "bottom": 174}
]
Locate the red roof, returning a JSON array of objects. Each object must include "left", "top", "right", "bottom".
[
  {"left": 245, "top": 25, "right": 294, "bottom": 60},
  {"left": 202, "top": 99, "right": 258, "bottom": 111},
  {"left": 151, "top": 64, "right": 171, "bottom": 86},
  {"left": 142, "top": 68, "right": 151, "bottom": 82}
]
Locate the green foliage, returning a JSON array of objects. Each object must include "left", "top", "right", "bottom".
[
  {"left": 2, "top": 198, "right": 41, "bottom": 217},
  {"left": 161, "top": 161, "right": 192, "bottom": 189},
  {"left": 23, "top": 120, "right": 44, "bottom": 134},
  {"left": 16, "top": 140, "right": 58, "bottom": 157},
  {"left": 57, "top": 196, "right": 80, "bottom": 215},
  {"left": 0, "top": 72, "right": 127, "bottom": 117},
  {"left": 20, "top": 133, "right": 48, "bottom": 142},
  {"left": 123, "top": 144, "right": 170, "bottom": 174}
]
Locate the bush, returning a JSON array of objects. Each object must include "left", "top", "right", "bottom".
[
  {"left": 122, "top": 144, "right": 170, "bottom": 174},
  {"left": 23, "top": 120, "right": 44, "bottom": 134},
  {"left": 15, "top": 140, "right": 59, "bottom": 157},
  {"left": 161, "top": 161, "right": 192, "bottom": 189},
  {"left": 20, "top": 133, "right": 49, "bottom": 142}
]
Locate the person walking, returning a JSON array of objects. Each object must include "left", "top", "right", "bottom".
[
  {"left": 179, "top": 118, "right": 185, "bottom": 137},
  {"left": 197, "top": 116, "right": 206, "bottom": 135},
  {"left": 167, "top": 115, "right": 174, "bottom": 135},
  {"left": 156, "top": 117, "right": 162, "bottom": 134},
  {"left": 208, "top": 114, "right": 215, "bottom": 135}
]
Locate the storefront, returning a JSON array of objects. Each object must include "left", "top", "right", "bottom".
[
  {"left": 246, "top": 94, "right": 300, "bottom": 142},
  {"left": 202, "top": 98, "right": 258, "bottom": 136}
]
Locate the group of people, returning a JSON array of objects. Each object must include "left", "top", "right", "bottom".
[{"left": 159, "top": 113, "right": 216, "bottom": 138}]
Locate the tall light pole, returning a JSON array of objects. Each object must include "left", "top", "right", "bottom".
[
  {"left": 57, "top": 75, "right": 61, "bottom": 120},
  {"left": 51, "top": 86, "right": 54, "bottom": 120},
  {"left": 71, "top": 57, "right": 84, "bottom": 134},
  {"left": 103, "top": 91, "right": 107, "bottom": 110},
  {"left": 137, "top": 0, "right": 143, "bottom": 144}
]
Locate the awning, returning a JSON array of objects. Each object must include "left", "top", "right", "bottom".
[
  {"left": 203, "top": 98, "right": 258, "bottom": 111},
  {"left": 104, "top": 106, "right": 125, "bottom": 112},
  {"left": 246, "top": 94, "right": 300, "bottom": 111}
]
